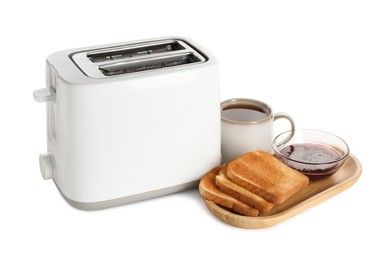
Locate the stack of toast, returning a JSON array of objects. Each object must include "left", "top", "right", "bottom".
[{"left": 199, "top": 150, "right": 309, "bottom": 216}]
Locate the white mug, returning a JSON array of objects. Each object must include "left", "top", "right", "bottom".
[{"left": 221, "top": 98, "right": 295, "bottom": 162}]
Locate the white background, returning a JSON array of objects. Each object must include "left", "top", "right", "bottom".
[{"left": 1, "top": 0, "right": 389, "bottom": 259}]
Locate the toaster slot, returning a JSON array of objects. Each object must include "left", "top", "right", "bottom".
[
  {"left": 87, "top": 41, "right": 185, "bottom": 63},
  {"left": 99, "top": 53, "right": 202, "bottom": 76},
  {"left": 71, "top": 38, "right": 207, "bottom": 78}
]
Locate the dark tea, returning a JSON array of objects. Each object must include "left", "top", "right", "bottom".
[{"left": 221, "top": 104, "right": 269, "bottom": 122}]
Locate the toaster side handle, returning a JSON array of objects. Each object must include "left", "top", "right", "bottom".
[{"left": 33, "top": 87, "right": 56, "bottom": 102}]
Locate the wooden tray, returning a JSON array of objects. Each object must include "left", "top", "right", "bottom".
[{"left": 204, "top": 154, "right": 362, "bottom": 229}]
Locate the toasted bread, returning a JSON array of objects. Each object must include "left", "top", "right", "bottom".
[
  {"left": 216, "top": 165, "right": 274, "bottom": 214},
  {"left": 199, "top": 165, "right": 259, "bottom": 217},
  {"left": 227, "top": 151, "right": 309, "bottom": 204}
]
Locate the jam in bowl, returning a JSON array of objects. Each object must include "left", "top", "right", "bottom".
[{"left": 273, "top": 129, "right": 350, "bottom": 176}]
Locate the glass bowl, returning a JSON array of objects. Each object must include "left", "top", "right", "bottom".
[{"left": 273, "top": 129, "right": 350, "bottom": 176}]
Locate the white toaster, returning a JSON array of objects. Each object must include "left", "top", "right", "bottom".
[{"left": 33, "top": 37, "right": 221, "bottom": 210}]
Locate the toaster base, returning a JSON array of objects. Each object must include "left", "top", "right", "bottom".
[{"left": 55, "top": 180, "right": 199, "bottom": 210}]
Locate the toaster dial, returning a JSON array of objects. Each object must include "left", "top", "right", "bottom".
[{"left": 39, "top": 153, "right": 54, "bottom": 180}]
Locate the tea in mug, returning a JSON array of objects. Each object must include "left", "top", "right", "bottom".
[{"left": 221, "top": 105, "right": 268, "bottom": 122}]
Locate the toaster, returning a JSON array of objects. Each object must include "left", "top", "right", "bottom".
[{"left": 33, "top": 37, "right": 221, "bottom": 210}]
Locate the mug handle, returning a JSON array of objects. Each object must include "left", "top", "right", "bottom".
[{"left": 274, "top": 113, "right": 295, "bottom": 145}]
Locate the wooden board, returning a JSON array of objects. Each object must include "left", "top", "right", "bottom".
[{"left": 204, "top": 154, "right": 362, "bottom": 229}]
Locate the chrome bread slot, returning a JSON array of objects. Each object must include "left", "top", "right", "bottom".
[
  {"left": 71, "top": 38, "right": 207, "bottom": 79},
  {"left": 87, "top": 41, "right": 185, "bottom": 63},
  {"left": 99, "top": 53, "right": 202, "bottom": 76}
]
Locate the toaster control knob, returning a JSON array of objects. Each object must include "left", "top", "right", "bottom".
[{"left": 39, "top": 153, "right": 54, "bottom": 180}]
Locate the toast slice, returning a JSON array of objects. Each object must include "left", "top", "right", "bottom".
[
  {"left": 227, "top": 151, "right": 309, "bottom": 204},
  {"left": 199, "top": 165, "right": 259, "bottom": 217},
  {"left": 216, "top": 165, "right": 274, "bottom": 214}
]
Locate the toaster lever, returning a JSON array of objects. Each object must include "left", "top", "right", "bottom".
[{"left": 33, "top": 88, "right": 56, "bottom": 102}]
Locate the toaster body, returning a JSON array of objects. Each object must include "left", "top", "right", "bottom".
[{"left": 34, "top": 37, "right": 220, "bottom": 209}]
